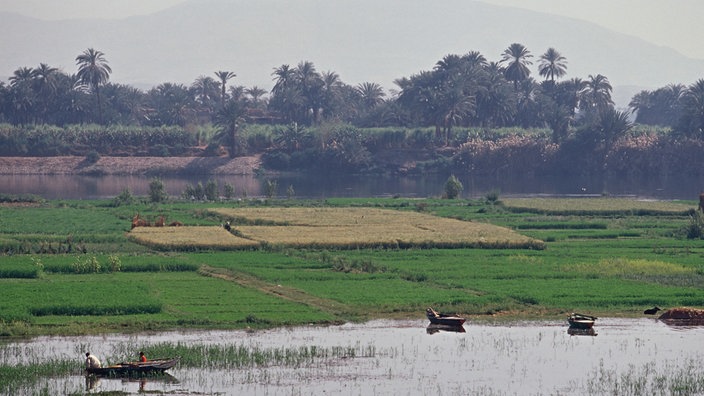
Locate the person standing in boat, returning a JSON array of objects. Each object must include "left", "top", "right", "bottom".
[
  {"left": 85, "top": 352, "right": 101, "bottom": 368},
  {"left": 139, "top": 351, "right": 147, "bottom": 362}
]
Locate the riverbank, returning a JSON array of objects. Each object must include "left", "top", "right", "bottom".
[{"left": 0, "top": 155, "right": 263, "bottom": 176}]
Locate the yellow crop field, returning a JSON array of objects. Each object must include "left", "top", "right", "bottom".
[
  {"left": 129, "top": 226, "right": 259, "bottom": 250},
  {"left": 210, "top": 207, "right": 543, "bottom": 249}
]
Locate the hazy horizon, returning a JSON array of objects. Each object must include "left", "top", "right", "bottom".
[{"left": 2, "top": 0, "right": 702, "bottom": 61}]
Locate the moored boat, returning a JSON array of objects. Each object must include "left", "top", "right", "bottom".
[
  {"left": 86, "top": 357, "right": 180, "bottom": 377},
  {"left": 567, "top": 313, "right": 596, "bottom": 329},
  {"left": 426, "top": 307, "right": 466, "bottom": 326}
]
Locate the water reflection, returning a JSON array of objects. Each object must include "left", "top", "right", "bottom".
[
  {"left": 1, "top": 172, "right": 702, "bottom": 200},
  {"left": 567, "top": 327, "right": 597, "bottom": 337},
  {"left": 85, "top": 374, "right": 179, "bottom": 393},
  {"left": 426, "top": 324, "right": 466, "bottom": 334}
]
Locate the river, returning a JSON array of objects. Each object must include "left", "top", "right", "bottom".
[
  {"left": 3, "top": 318, "right": 704, "bottom": 395},
  {"left": 1, "top": 172, "right": 702, "bottom": 200}
]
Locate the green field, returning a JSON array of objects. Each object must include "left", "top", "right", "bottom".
[{"left": 1, "top": 197, "right": 703, "bottom": 336}]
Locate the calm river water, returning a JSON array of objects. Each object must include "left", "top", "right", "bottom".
[
  {"left": 3, "top": 318, "right": 704, "bottom": 395},
  {"left": 1, "top": 172, "right": 703, "bottom": 200}
]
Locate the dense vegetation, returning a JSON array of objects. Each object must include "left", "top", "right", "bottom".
[
  {"left": 1, "top": 196, "right": 703, "bottom": 338},
  {"left": 2, "top": 45, "right": 704, "bottom": 179}
]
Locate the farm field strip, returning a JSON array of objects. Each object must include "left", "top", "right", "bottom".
[
  {"left": 208, "top": 207, "right": 542, "bottom": 248},
  {"left": 502, "top": 197, "right": 694, "bottom": 213},
  {"left": 129, "top": 226, "right": 259, "bottom": 249}
]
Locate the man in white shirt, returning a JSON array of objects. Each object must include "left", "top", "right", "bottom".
[{"left": 85, "top": 352, "right": 101, "bottom": 368}]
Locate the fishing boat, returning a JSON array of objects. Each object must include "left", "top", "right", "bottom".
[
  {"left": 567, "top": 313, "right": 596, "bottom": 329},
  {"left": 426, "top": 308, "right": 466, "bottom": 326},
  {"left": 86, "top": 357, "right": 180, "bottom": 377}
]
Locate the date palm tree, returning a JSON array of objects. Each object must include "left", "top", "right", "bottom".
[
  {"left": 32, "top": 63, "right": 59, "bottom": 123},
  {"left": 245, "top": 86, "right": 268, "bottom": 109},
  {"left": 214, "top": 71, "right": 236, "bottom": 108},
  {"left": 538, "top": 48, "right": 567, "bottom": 83},
  {"left": 676, "top": 79, "right": 704, "bottom": 138},
  {"left": 356, "top": 82, "right": 385, "bottom": 110},
  {"left": 9, "top": 67, "right": 34, "bottom": 87},
  {"left": 214, "top": 99, "right": 246, "bottom": 158},
  {"left": 580, "top": 74, "right": 614, "bottom": 123},
  {"left": 500, "top": 43, "right": 533, "bottom": 90},
  {"left": 76, "top": 48, "right": 112, "bottom": 124}
]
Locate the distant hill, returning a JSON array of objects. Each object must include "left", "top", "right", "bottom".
[{"left": 2, "top": 0, "right": 703, "bottom": 107}]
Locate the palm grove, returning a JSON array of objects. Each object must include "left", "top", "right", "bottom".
[{"left": 1, "top": 45, "right": 704, "bottom": 180}]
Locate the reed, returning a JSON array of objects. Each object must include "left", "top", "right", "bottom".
[{"left": 114, "top": 341, "right": 375, "bottom": 369}]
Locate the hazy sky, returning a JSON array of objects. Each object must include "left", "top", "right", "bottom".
[{"left": 2, "top": 0, "right": 702, "bottom": 59}]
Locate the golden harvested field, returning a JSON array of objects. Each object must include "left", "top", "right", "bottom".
[
  {"left": 129, "top": 226, "right": 259, "bottom": 249},
  {"left": 209, "top": 207, "right": 543, "bottom": 249},
  {"left": 130, "top": 208, "right": 543, "bottom": 250}
]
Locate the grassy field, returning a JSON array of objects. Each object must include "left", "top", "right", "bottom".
[{"left": 1, "top": 196, "right": 703, "bottom": 337}]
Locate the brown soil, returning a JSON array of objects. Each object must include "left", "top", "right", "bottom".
[{"left": 0, "top": 155, "right": 262, "bottom": 176}]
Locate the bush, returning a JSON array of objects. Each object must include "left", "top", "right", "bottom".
[
  {"left": 684, "top": 211, "right": 704, "bottom": 239},
  {"left": 111, "top": 188, "right": 135, "bottom": 207},
  {"left": 85, "top": 150, "right": 100, "bottom": 164},
  {"left": 444, "top": 174, "right": 463, "bottom": 199},
  {"left": 149, "top": 178, "right": 168, "bottom": 203},
  {"left": 205, "top": 179, "right": 219, "bottom": 201}
]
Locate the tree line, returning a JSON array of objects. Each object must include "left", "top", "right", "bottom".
[
  {"left": 2, "top": 45, "right": 703, "bottom": 133},
  {"left": 2, "top": 44, "right": 704, "bottom": 180}
]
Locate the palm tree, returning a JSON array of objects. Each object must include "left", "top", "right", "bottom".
[
  {"left": 500, "top": 43, "right": 533, "bottom": 90},
  {"left": 538, "top": 48, "right": 567, "bottom": 83},
  {"left": 676, "top": 79, "right": 704, "bottom": 138},
  {"left": 580, "top": 74, "right": 614, "bottom": 123},
  {"left": 245, "top": 86, "right": 267, "bottom": 109},
  {"left": 214, "top": 71, "right": 236, "bottom": 107},
  {"left": 9, "top": 67, "right": 35, "bottom": 87},
  {"left": 75, "top": 48, "right": 112, "bottom": 124},
  {"left": 191, "top": 76, "right": 220, "bottom": 116},
  {"left": 214, "top": 100, "right": 246, "bottom": 158},
  {"left": 356, "top": 82, "right": 385, "bottom": 110}
]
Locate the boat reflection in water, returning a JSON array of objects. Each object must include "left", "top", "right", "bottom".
[
  {"left": 567, "top": 327, "right": 597, "bottom": 337},
  {"left": 85, "top": 373, "right": 179, "bottom": 392},
  {"left": 426, "top": 324, "right": 466, "bottom": 334}
]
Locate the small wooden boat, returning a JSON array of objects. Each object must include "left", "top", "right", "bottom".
[
  {"left": 567, "top": 313, "right": 596, "bottom": 329},
  {"left": 86, "top": 357, "right": 180, "bottom": 377},
  {"left": 426, "top": 308, "right": 466, "bottom": 326}
]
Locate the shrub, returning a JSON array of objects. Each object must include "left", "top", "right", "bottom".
[
  {"left": 444, "top": 174, "right": 463, "bottom": 199},
  {"left": 264, "top": 179, "right": 278, "bottom": 199},
  {"left": 149, "top": 178, "right": 168, "bottom": 203},
  {"left": 684, "top": 211, "right": 704, "bottom": 239},
  {"left": 112, "top": 188, "right": 135, "bottom": 207},
  {"left": 205, "top": 179, "right": 219, "bottom": 201},
  {"left": 85, "top": 150, "right": 100, "bottom": 164},
  {"left": 223, "top": 183, "right": 235, "bottom": 199}
]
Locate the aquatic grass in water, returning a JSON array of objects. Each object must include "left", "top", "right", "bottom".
[
  {"left": 0, "top": 359, "right": 76, "bottom": 395},
  {"left": 108, "top": 341, "right": 375, "bottom": 370},
  {"left": 583, "top": 358, "right": 704, "bottom": 395}
]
